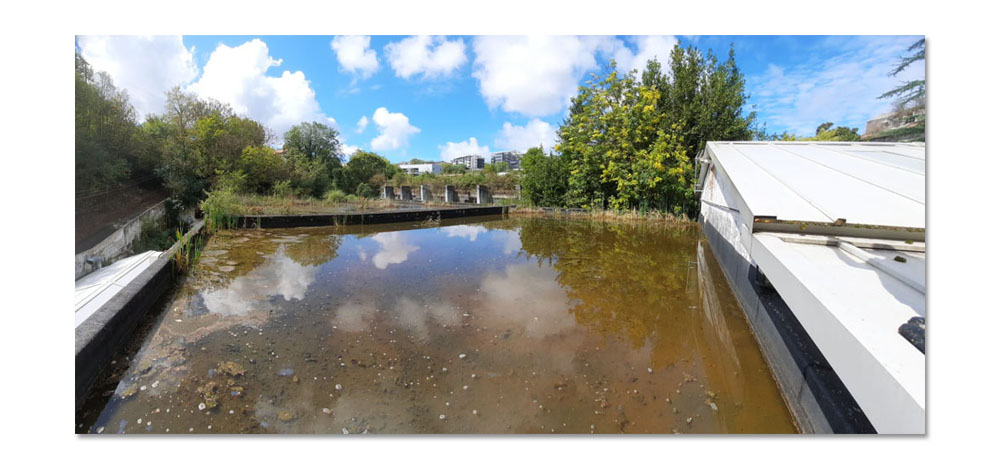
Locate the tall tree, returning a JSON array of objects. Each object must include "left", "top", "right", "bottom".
[
  {"left": 879, "top": 39, "right": 926, "bottom": 109},
  {"left": 283, "top": 122, "right": 344, "bottom": 167}
]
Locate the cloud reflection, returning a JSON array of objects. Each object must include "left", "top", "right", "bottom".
[
  {"left": 440, "top": 225, "right": 487, "bottom": 241},
  {"left": 201, "top": 248, "right": 318, "bottom": 316},
  {"left": 371, "top": 232, "right": 419, "bottom": 269},
  {"left": 477, "top": 263, "right": 577, "bottom": 338}
]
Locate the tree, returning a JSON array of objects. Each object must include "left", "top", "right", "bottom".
[
  {"left": 283, "top": 122, "right": 344, "bottom": 166},
  {"left": 879, "top": 39, "right": 926, "bottom": 109},
  {"left": 75, "top": 54, "right": 150, "bottom": 194},
  {"left": 556, "top": 64, "right": 692, "bottom": 212},
  {"left": 519, "top": 146, "right": 569, "bottom": 207},
  {"left": 547, "top": 44, "right": 756, "bottom": 215},
  {"left": 338, "top": 151, "right": 397, "bottom": 195}
]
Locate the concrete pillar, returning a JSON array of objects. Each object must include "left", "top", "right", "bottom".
[
  {"left": 420, "top": 185, "right": 433, "bottom": 202},
  {"left": 444, "top": 185, "right": 458, "bottom": 203},
  {"left": 382, "top": 186, "right": 394, "bottom": 199},
  {"left": 476, "top": 185, "right": 492, "bottom": 204},
  {"left": 516, "top": 184, "right": 522, "bottom": 200},
  {"left": 400, "top": 186, "right": 412, "bottom": 201}
]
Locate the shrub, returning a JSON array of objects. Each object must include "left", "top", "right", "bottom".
[
  {"left": 200, "top": 187, "right": 239, "bottom": 231},
  {"left": 356, "top": 182, "right": 377, "bottom": 199},
  {"left": 324, "top": 189, "right": 349, "bottom": 203}
]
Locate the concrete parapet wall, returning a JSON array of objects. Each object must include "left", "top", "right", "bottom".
[
  {"left": 75, "top": 219, "right": 206, "bottom": 407},
  {"left": 235, "top": 206, "right": 507, "bottom": 229},
  {"left": 75, "top": 199, "right": 168, "bottom": 280}
]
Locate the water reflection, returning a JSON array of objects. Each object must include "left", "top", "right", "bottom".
[
  {"left": 369, "top": 232, "right": 419, "bottom": 269},
  {"left": 84, "top": 218, "right": 796, "bottom": 434},
  {"left": 201, "top": 247, "right": 318, "bottom": 316},
  {"left": 477, "top": 263, "right": 577, "bottom": 338},
  {"left": 440, "top": 225, "right": 487, "bottom": 241}
]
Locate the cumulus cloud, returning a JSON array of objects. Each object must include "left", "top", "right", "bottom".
[
  {"left": 472, "top": 36, "right": 616, "bottom": 117},
  {"left": 438, "top": 137, "right": 490, "bottom": 162},
  {"left": 440, "top": 225, "right": 487, "bottom": 242},
  {"left": 369, "top": 107, "right": 420, "bottom": 151},
  {"left": 356, "top": 115, "right": 369, "bottom": 133},
  {"left": 76, "top": 35, "right": 198, "bottom": 119},
  {"left": 186, "top": 39, "right": 332, "bottom": 139},
  {"left": 496, "top": 118, "right": 557, "bottom": 152},
  {"left": 612, "top": 35, "right": 678, "bottom": 75},
  {"left": 385, "top": 35, "right": 467, "bottom": 79},
  {"left": 748, "top": 36, "right": 926, "bottom": 136},
  {"left": 330, "top": 35, "right": 379, "bottom": 78}
]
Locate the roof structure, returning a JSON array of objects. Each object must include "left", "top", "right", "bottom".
[
  {"left": 699, "top": 141, "right": 927, "bottom": 434},
  {"left": 702, "top": 142, "right": 925, "bottom": 236},
  {"left": 75, "top": 250, "right": 163, "bottom": 327}
]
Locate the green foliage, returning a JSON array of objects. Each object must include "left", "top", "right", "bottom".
[
  {"left": 356, "top": 182, "right": 377, "bottom": 199},
  {"left": 339, "top": 151, "right": 398, "bottom": 195},
  {"left": 520, "top": 147, "right": 569, "bottom": 207},
  {"left": 541, "top": 44, "right": 756, "bottom": 216},
  {"left": 200, "top": 187, "right": 240, "bottom": 232},
  {"left": 75, "top": 54, "right": 152, "bottom": 195},
  {"left": 146, "top": 88, "right": 268, "bottom": 205},
  {"left": 775, "top": 122, "right": 862, "bottom": 141},
  {"left": 324, "top": 189, "right": 349, "bottom": 203},
  {"left": 283, "top": 121, "right": 344, "bottom": 164},
  {"left": 440, "top": 162, "right": 468, "bottom": 174},
  {"left": 879, "top": 39, "right": 926, "bottom": 109},
  {"left": 557, "top": 64, "right": 693, "bottom": 213}
]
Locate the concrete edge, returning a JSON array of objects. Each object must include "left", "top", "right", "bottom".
[
  {"left": 700, "top": 215, "right": 876, "bottom": 434},
  {"left": 233, "top": 205, "right": 508, "bottom": 229},
  {"left": 74, "top": 220, "right": 206, "bottom": 407}
]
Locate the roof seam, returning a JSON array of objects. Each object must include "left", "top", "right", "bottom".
[
  {"left": 769, "top": 143, "right": 924, "bottom": 205},
  {"left": 725, "top": 143, "right": 837, "bottom": 222}
]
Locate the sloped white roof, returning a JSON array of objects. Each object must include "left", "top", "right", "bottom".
[
  {"left": 75, "top": 250, "right": 163, "bottom": 327},
  {"left": 705, "top": 142, "right": 925, "bottom": 230}
]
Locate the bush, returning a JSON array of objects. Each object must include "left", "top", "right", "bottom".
[
  {"left": 356, "top": 182, "right": 377, "bottom": 199},
  {"left": 200, "top": 187, "right": 240, "bottom": 231},
  {"left": 324, "top": 189, "right": 349, "bottom": 203}
]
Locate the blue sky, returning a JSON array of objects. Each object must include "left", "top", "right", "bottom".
[{"left": 76, "top": 35, "right": 924, "bottom": 163}]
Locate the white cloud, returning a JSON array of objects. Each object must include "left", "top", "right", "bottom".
[
  {"left": 369, "top": 107, "right": 420, "bottom": 151},
  {"left": 496, "top": 119, "right": 557, "bottom": 152},
  {"left": 355, "top": 115, "right": 369, "bottom": 133},
  {"left": 330, "top": 35, "right": 379, "bottom": 78},
  {"left": 612, "top": 35, "right": 678, "bottom": 75},
  {"left": 748, "top": 36, "right": 926, "bottom": 136},
  {"left": 186, "top": 39, "right": 332, "bottom": 139},
  {"left": 76, "top": 35, "right": 198, "bottom": 119},
  {"left": 440, "top": 225, "right": 487, "bottom": 242},
  {"left": 342, "top": 143, "right": 361, "bottom": 156},
  {"left": 472, "top": 36, "right": 616, "bottom": 117},
  {"left": 438, "top": 137, "right": 490, "bottom": 162},
  {"left": 370, "top": 232, "right": 419, "bottom": 269},
  {"left": 385, "top": 35, "right": 467, "bottom": 79}
]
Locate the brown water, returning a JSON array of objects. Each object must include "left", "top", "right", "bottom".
[{"left": 84, "top": 215, "right": 796, "bottom": 434}]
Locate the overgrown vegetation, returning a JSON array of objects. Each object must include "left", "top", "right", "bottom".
[{"left": 519, "top": 44, "right": 759, "bottom": 216}]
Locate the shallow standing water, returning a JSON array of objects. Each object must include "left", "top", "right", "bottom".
[{"left": 84, "top": 215, "right": 796, "bottom": 434}]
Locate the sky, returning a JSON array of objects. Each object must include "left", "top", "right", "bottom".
[{"left": 75, "top": 35, "right": 925, "bottom": 164}]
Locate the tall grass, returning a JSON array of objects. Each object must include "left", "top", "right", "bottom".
[
  {"left": 171, "top": 228, "right": 204, "bottom": 273},
  {"left": 200, "top": 188, "right": 239, "bottom": 232}
]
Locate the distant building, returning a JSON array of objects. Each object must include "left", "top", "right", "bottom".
[
  {"left": 451, "top": 154, "right": 485, "bottom": 170},
  {"left": 862, "top": 107, "right": 925, "bottom": 142},
  {"left": 397, "top": 162, "right": 443, "bottom": 175},
  {"left": 491, "top": 150, "right": 523, "bottom": 170}
]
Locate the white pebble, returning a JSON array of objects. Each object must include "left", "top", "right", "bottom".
[
  {"left": 648, "top": 368, "right": 653, "bottom": 373},
  {"left": 323, "top": 408, "right": 332, "bottom": 415},
  {"left": 342, "top": 428, "right": 349, "bottom": 434},
  {"left": 459, "top": 353, "right": 466, "bottom": 359},
  {"left": 335, "top": 384, "right": 343, "bottom": 391},
  {"left": 472, "top": 410, "right": 478, "bottom": 415},
  {"left": 137, "top": 418, "right": 142, "bottom": 424},
  {"left": 439, "top": 414, "right": 446, "bottom": 420},
  {"left": 198, "top": 403, "right": 206, "bottom": 411}
]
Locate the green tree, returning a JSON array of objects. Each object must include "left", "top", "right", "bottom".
[
  {"left": 519, "top": 146, "right": 569, "bottom": 207},
  {"left": 339, "top": 151, "right": 397, "bottom": 195},
  {"left": 283, "top": 121, "right": 344, "bottom": 165},
  {"left": 75, "top": 53, "right": 150, "bottom": 194},
  {"left": 879, "top": 39, "right": 926, "bottom": 109},
  {"left": 556, "top": 64, "right": 692, "bottom": 212}
]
